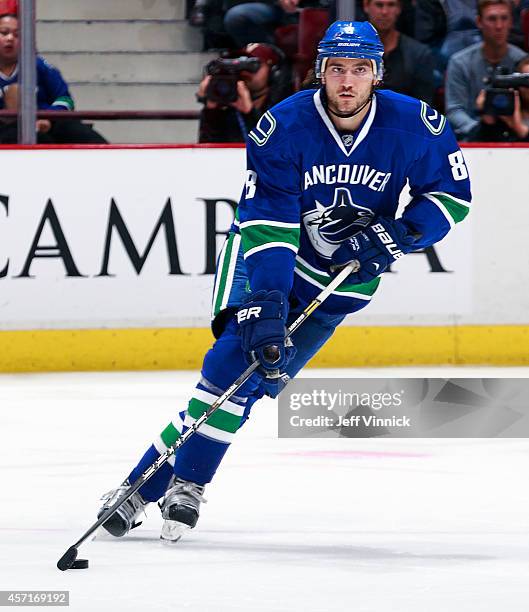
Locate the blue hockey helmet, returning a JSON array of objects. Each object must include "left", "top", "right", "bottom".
[{"left": 315, "top": 21, "right": 384, "bottom": 81}]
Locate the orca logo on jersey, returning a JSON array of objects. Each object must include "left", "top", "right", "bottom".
[{"left": 302, "top": 187, "right": 374, "bottom": 259}]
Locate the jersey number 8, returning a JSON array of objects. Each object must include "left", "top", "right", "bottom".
[
  {"left": 245, "top": 170, "right": 257, "bottom": 199},
  {"left": 447, "top": 151, "right": 469, "bottom": 181}
]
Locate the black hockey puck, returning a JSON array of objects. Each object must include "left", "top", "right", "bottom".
[{"left": 71, "top": 559, "right": 89, "bottom": 569}]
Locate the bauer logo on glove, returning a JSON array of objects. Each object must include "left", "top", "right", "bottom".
[
  {"left": 371, "top": 222, "right": 406, "bottom": 259},
  {"left": 330, "top": 217, "right": 419, "bottom": 285},
  {"left": 236, "top": 306, "right": 262, "bottom": 323}
]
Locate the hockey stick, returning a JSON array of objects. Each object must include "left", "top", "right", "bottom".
[{"left": 57, "top": 259, "right": 359, "bottom": 571}]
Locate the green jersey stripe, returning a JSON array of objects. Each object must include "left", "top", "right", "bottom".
[
  {"left": 295, "top": 258, "right": 380, "bottom": 296},
  {"left": 211, "top": 236, "right": 229, "bottom": 318},
  {"left": 220, "top": 233, "right": 240, "bottom": 312},
  {"left": 241, "top": 223, "right": 300, "bottom": 253},
  {"left": 212, "top": 234, "right": 235, "bottom": 318},
  {"left": 53, "top": 96, "right": 74, "bottom": 110},
  {"left": 294, "top": 267, "right": 376, "bottom": 300},
  {"left": 239, "top": 219, "right": 300, "bottom": 229},
  {"left": 430, "top": 191, "right": 471, "bottom": 208},
  {"left": 429, "top": 193, "right": 470, "bottom": 223}
]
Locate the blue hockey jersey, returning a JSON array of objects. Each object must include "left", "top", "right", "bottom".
[
  {"left": 234, "top": 88, "right": 471, "bottom": 315},
  {"left": 0, "top": 56, "right": 74, "bottom": 110}
]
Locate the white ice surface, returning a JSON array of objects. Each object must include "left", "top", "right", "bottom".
[{"left": 1, "top": 367, "right": 528, "bottom": 612}]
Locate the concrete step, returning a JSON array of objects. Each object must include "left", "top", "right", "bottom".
[
  {"left": 37, "top": 20, "right": 202, "bottom": 53},
  {"left": 44, "top": 52, "right": 215, "bottom": 84},
  {"left": 70, "top": 83, "right": 200, "bottom": 111},
  {"left": 91, "top": 119, "right": 199, "bottom": 144},
  {"left": 37, "top": 0, "right": 185, "bottom": 21}
]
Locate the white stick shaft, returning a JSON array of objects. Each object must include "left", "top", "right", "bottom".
[{"left": 66, "top": 259, "right": 358, "bottom": 552}]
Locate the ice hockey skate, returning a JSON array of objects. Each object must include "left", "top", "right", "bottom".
[
  {"left": 159, "top": 477, "right": 207, "bottom": 542},
  {"left": 97, "top": 479, "right": 148, "bottom": 537}
]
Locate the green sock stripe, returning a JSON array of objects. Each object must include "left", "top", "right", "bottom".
[
  {"left": 188, "top": 398, "right": 242, "bottom": 434},
  {"left": 160, "top": 421, "right": 180, "bottom": 447}
]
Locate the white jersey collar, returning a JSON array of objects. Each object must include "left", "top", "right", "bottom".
[
  {"left": 313, "top": 88, "right": 377, "bottom": 158},
  {"left": 0, "top": 63, "right": 18, "bottom": 82}
]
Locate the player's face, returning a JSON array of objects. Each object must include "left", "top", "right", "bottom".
[
  {"left": 477, "top": 5, "right": 512, "bottom": 47},
  {"left": 363, "top": 0, "right": 401, "bottom": 34},
  {"left": 323, "top": 58, "right": 376, "bottom": 116},
  {"left": 0, "top": 16, "right": 19, "bottom": 63}
]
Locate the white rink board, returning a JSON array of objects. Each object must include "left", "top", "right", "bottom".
[{"left": 0, "top": 145, "right": 527, "bottom": 330}]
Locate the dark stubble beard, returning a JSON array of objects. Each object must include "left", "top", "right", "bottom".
[{"left": 327, "top": 88, "right": 373, "bottom": 119}]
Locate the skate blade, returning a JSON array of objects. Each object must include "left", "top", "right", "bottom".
[{"left": 160, "top": 520, "right": 191, "bottom": 543}]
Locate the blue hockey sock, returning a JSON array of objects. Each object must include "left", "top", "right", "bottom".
[
  {"left": 128, "top": 411, "right": 186, "bottom": 502},
  {"left": 128, "top": 444, "right": 174, "bottom": 502}
]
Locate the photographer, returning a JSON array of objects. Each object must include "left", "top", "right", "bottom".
[
  {"left": 471, "top": 56, "right": 529, "bottom": 141},
  {"left": 196, "top": 43, "right": 290, "bottom": 143},
  {"left": 445, "top": 0, "right": 525, "bottom": 141}
]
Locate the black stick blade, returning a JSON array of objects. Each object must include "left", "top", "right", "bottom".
[{"left": 57, "top": 546, "right": 78, "bottom": 571}]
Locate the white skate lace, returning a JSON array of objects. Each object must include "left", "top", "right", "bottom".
[
  {"left": 161, "top": 479, "right": 207, "bottom": 512},
  {"left": 100, "top": 483, "right": 146, "bottom": 524}
]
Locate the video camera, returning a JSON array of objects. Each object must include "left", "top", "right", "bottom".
[
  {"left": 205, "top": 57, "right": 261, "bottom": 105},
  {"left": 483, "top": 67, "right": 529, "bottom": 116}
]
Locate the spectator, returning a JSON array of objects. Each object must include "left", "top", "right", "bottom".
[
  {"left": 223, "top": 0, "right": 328, "bottom": 48},
  {"left": 415, "top": 0, "right": 481, "bottom": 72},
  {"left": 363, "top": 0, "right": 435, "bottom": 104},
  {"left": 196, "top": 43, "right": 291, "bottom": 142},
  {"left": 416, "top": 0, "right": 525, "bottom": 72},
  {"left": 470, "top": 54, "right": 529, "bottom": 141},
  {"left": 445, "top": 0, "right": 525, "bottom": 140},
  {"left": 188, "top": 0, "right": 208, "bottom": 27},
  {"left": 0, "top": 14, "right": 107, "bottom": 144}
]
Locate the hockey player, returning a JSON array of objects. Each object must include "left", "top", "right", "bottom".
[{"left": 98, "top": 21, "right": 471, "bottom": 542}]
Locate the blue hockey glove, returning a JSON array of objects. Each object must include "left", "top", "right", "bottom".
[
  {"left": 237, "top": 290, "right": 295, "bottom": 377},
  {"left": 331, "top": 218, "right": 417, "bottom": 284}
]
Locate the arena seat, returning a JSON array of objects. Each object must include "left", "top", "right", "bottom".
[
  {"left": 522, "top": 8, "right": 529, "bottom": 51},
  {"left": 0, "top": 0, "right": 17, "bottom": 15},
  {"left": 295, "top": 8, "right": 329, "bottom": 86}
]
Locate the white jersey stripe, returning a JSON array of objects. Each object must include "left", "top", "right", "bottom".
[
  {"left": 423, "top": 194, "right": 456, "bottom": 229},
  {"left": 243, "top": 242, "right": 298, "bottom": 259}
]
